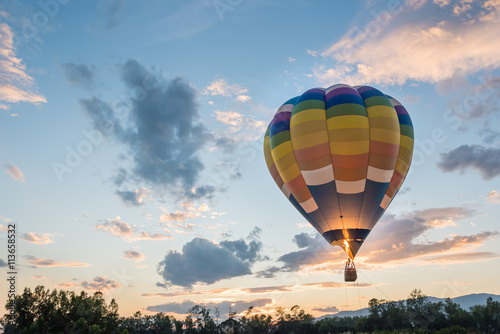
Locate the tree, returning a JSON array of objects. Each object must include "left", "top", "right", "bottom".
[{"left": 2, "top": 286, "right": 120, "bottom": 333}]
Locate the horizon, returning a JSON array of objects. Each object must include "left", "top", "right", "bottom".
[{"left": 1, "top": 0, "right": 499, "bottom": 320}]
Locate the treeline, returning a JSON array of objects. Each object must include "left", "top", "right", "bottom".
[{"left": 1, "top": 286, "right": 499, "bottom": 333}]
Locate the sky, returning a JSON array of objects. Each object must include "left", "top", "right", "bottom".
[{"left": 1, "top": 0, "right": 500, "bottom": 319}]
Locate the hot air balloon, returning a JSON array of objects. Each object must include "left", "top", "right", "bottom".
[{"left": 263, "top": 84, "right": 414, "bottom": 282}]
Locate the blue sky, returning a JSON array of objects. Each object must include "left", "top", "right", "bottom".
[{"left": 1, "top": 0, "right": 499, "bottom": 318}]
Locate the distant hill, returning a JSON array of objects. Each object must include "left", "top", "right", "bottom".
[{"left": 315, "top": 293, "right": 500, "bottom": 321}]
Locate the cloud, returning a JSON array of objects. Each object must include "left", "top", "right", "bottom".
[
  {"left": 425, "top": 251, "right": 500, "bottom": 263},
  {"left": 405, "top": 207, "right": 475, "bottom": 228},
  {"left": 115, "top": 188, "right": 149, "bottom": 206},
  {"left": 21, "top": 232, "right": 54, "bottom": 244},
  {"left": 441, "top": 73, "right": 500, "bottom": 123},
  {"left": 257, "top": 233, "right": 342, "bottom": 278},
  {"left": 24, "top": 255, "right": 90, "bottom": 268},
  {"left": 361, "top": 209, "right": 499, "bottom": 264},
  {"left": 160, "top": 211, "right": 202, "bottom": 223},
  {"left": 486, "top": 190, "right": 500, "bottom": 204},
  {"left": 235, "top": 95, "right": 251, "bottom": 103},
  {"left": 57, "top": 282, "right": 79, "bottom": 288},
  {"left": 312, "top": 2, "right": 500, "bottom": 85},
  {"left": 0, "top": 23, "right": 46, "bottom": 109},
  {"left": 95, "top": 217, "right": 134, "bottom": 238},
  {"left": 157, "top": 229, "right": 265, "bottom": 288},
  {"left": 203, "top": 78, "right": 248, "bottom": 97},
  {"left": 213, "top": 110, "right": 266, "bottom": 142},
  {"left": 31, "top": 275, "right": 45, "bottom": 279},
  {"left": 95, "top": 216, "right": 171, "bottom": 241},
  {"left": 146, "top": 299, "right": 273, "bottom": 316},
  {"left": 313, "top": 306, "right": 340, "bottom": 313},
  {"left": 144, "top": 281, "right": 371, "bottom": 299},
  {"left": 159, "top": 202, "right": 226, "bottom": 233},
  {"left": 260, "top": 207, "right": 496, "bottom": 269},
  {"left": 79, "top": 59, "right": 223, "bottom": 200},
  {"left": 102, "top": 0, "right": 126, "bottom": 30},
  {"left": 122, "top": 250, "right": 145, "bottom": 262},
  {"left": 5, "top": 165, "right": 25, "bottom": 182},
  {"left": 437, "top": 144, "right": 500, "bottom": 179},
  {"left": 134, "top": 232, "right": 172, "bottom": 241},
  {"left": 0, "top": 258, "right": 7, "bottom": 267},
  {"left": 81, "top": 276, "right": 120, "bottom": 292},
  {"left": 60, "top": 63, "right": 95, "bottom": 89}
]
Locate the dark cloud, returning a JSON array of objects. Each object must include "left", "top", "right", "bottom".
[
  {"left": 219, "top": 227, "right": 268, "bottom": 264},
  {"left": 80, "top": 96, "right": 123, "bottom": 137},
  {"left": 61, "top": 63, "right": 95, "bottom": 89},
  {"left": 104, "top": 0, "right": 125, "bottom": 29},
  {"left": 158, "top": 231, "right": 266, "bottom": 288},
  {"left": 115, "top": 188, "right": 147, "bottom": 207},
  {"left": 81, "top": 276, "right": 120, "bottom": 291},
  {"left": 313, "top": 306, "right": 340, "bottom": 313},
  {"left": 258, "top": 207, "right": 496, "bottom": 273},
  {"left": 0, "top": 258, "right": 7, "bottom": 267},
  {"left": 79, "top": 59, "right": 237, "bottom": 202},
  {"left": 437, "top": 144, "right": 500, "bottom": 180},
  {"left": 362, "top": 209, "right": 498, "bottom": 264},
  {"left": 256, "top": 233, "right": 341, "bottom": 278},
  {"left": 482, "top": 128, "right": 500, "bottom": 145},
  {"left": 442, "top": 74, "right": 500, "bottom": 121},
  {"left": 146, "top": 299, "right": 272, "bottom": 316}
]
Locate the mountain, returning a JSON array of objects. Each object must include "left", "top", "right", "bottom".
[{"left": 315, "top": 293, "right": 500, "bottom": 321}]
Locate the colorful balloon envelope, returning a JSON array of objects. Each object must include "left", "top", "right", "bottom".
[{"left": 264, "top": 84, "right": 414, "bottom": 260}]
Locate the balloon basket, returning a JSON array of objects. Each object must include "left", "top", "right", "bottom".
[{"left": 344, "top": 259, "right": 357, "bottom": 282}]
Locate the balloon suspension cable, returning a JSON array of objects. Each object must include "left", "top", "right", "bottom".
[
  {"left": 344, "top": 279, "right": 350, "bottom": 332},
  {"left": 357, "top": 267, "right": 392, "bottom": 302},
  {"left": 356, "top": 280, "right": 365, "bottom": 332}
]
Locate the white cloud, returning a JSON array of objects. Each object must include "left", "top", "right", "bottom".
[
  {"left": 235, "top": 94, "right": 251, "bottom": 103},
  {"left": 0, "top": 23, "right": 46, "bottom": 109},
  {"left": 95, "top": 216, "right": 171, "bottom": 241},
  {"left": 213, "top": 110, "right": 266, "bottom": 142},
  {"left": 203, "top": 78, "right": 248, "bottom": 97},
  {"left": 433, "top": 0, "right": 450, "bottom": 7},
  {"left": 21, "top": 232, "right": 54, "bottom": 244},
  {"left": 313, "top": 4, "right": 500, "bottom": 86},
  {"left": 486, "top": 190, "right": 500, "bottom": 203},
  {"left": 122, "top": 250, "right": 145, "bottom": 262},
  {"left": 95, "top": 217, "right": 134, "bottom": 238},
  {"left": 5, "top": 165, "right": 25, "bottom": 182},
  {"left": 24, "top": 255, "right": 90, "bottom": 268}
]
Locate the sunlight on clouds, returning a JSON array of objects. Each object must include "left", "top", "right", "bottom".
[
  {"left": 486, "top": 190, "right": 500, "bottom": 203},
  {"left": 235, "top": 94, "right": 251, "bottom": 102},
  {"left": 203, "top": 78, "right": 248, "bottom": 97},
  {"left": 433, "top": 0, "right": 451, "bottom": 7},
  {"left": 214, "top": 110, "right": 266, "bottom": 142},
  {"left": 0, "top": 23, "right": 46, "bottom": 109},
  {"left": 95, "top": 216, "right": 172, "bottom": 241},
  {"left": 21, "top": 232, "right": 54, "bottom": 244},
  {"left": 314, "top": 3, "right": 500, "bottom": 85},
  {"left": 5, "top": 164, "right": 25, "bottom": 182},
  {"left": 24, "top": 255, "right": 90, "bottom": 267}
]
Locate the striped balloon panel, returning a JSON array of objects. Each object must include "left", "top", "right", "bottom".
[
  {"left": 368, "top": 96, "right": 414, "bottom": 231},
  {"left": 264, "top": 84, "right": 413, "bottom": 260},
  {"left": 265, "top": 98, "right": 328, "bottom": 235}
]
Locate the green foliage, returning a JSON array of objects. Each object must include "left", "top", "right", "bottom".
[
  {"left": 1, "top": 286, "right": 499, "bottom": 333},
  {"left": 1, "top": 285, "right": 119, "bottom": 333}
]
